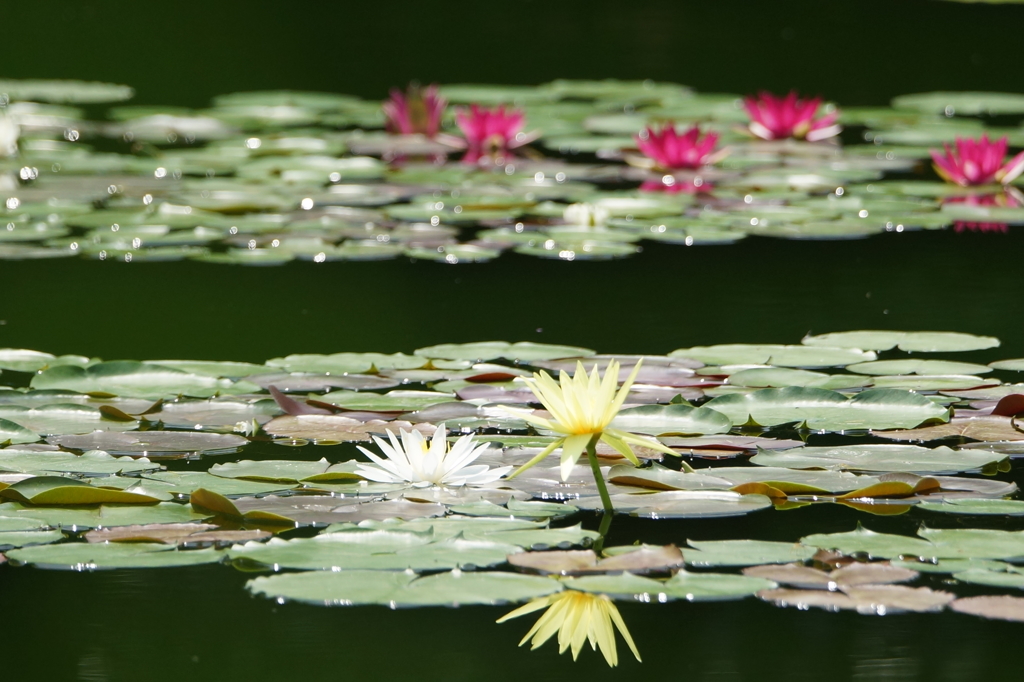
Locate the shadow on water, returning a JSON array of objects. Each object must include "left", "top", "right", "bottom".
[
  {"left": 1, "top": 229, "right": 1022, "bottom": 362},
  {"left": 0, "top": 558, "right": 1017, "bottom": 682}
]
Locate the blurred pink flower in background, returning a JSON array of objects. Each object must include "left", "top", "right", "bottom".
[
  {"left": 744, "top": 91, "right": 840, "bottom": 141},
  {"left": 455, "top": 104, "right": 535, "bottom": 163},
  {"left": 636, "top": 124, "right": 721, "bottom": 170},
  {"left": 931, "top": 135, "right": 1024, "bottom": 186},
  {"left": 382, "top": 84, "right": 446, "bottom": 138}
]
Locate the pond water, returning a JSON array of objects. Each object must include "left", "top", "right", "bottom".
[{"left": 3, "top": 2, "right": 1024, "bottom": 681}]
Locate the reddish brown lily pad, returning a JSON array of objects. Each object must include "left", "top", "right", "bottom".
[
  {"left": 508, "top": 545, "right": 685, "bottom": 575},
  {"left": 952, "top": 595, "right": 1024, "bottom": 622},
  {"left": 873, "top": 415, "right": 1024, "bottom": 443},
  {"left": 264, "top": 414, "right": 433, "bottom": 442},
  {"left": 84, "top": 522, "right": 270, "bottom": 547}
]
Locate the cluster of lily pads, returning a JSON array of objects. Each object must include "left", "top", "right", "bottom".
[
  {"left": 0, "top": 80, "right": 1023, "bottom": 265},
  {"left": 2, "top": 329, "right": 1024, "bottom": 663}
]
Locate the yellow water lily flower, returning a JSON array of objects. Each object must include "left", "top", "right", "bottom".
[
  {"left": 505, "top": 359, "right": 678, "bottom": 481},
  {"left": 497, "top": 590, "right": 641, "bottom": 667}
]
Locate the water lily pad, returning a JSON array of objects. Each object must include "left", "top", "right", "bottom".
[
  {"left": 48, "top": 431, "right": 248, "bottom": 458},
  {"left": 0, "top": 476, "right": 171, "bottom": 505},
  {"left": 609, "top": 404, "right": 732, "bottom": 436},
  {"left": 264, "top": 415, "right": 432, "bottom": 442},
  {"left": 726, "top": 367, "right": 871, "bottom": 390},
  {"left": 607, "top": 463, "right": 733, "bottom": 491},
  {"left": 705, "top": 467, "right": 876, "bottom": 494},
  {"left": 870, "top": 375, "right": 997, "bottom": 391},
  {"left": 892, "top": 91, "right": 1024, "bottom": 115},
  {"left": 248, "top": 569, "right": 561, "bottom": 607},
  {"left": 0, "top": 501, "right": 207, "bottom": 529},
  {"left": 31, "top": 362, "right": 258, "bottom": 399},
  {"left": 954, "top": 568, "right": 1024, "bottom": 589},
  {"left": 0, "top": 417, "right": 40, "bottom": 444},
  {"left": 265, "top": 352, "right": 426, "bottom": 374},
  {"left": 509, "top": 545, "right": 684, "bottom": 575},
  {"left": 569, "top": 570, "right": 775, "bottom": 601},
  {"left": 0, "top": 404, "right": 138, "bottom": 436},
  {"left": 414, "top": 341, "right": 594, "bottom": 363},
  {"left": 801, "top": 525, "right": 937, "bottom": 559},
  {"left": 227, "top": 532, "right": 522, "bottom": 570},
  {"left": 917, "top": 499, "right": 1024, "bottom": 515},
  {"left": 670, "top": 344, "right": 876, "bottom": 367},
  {"left": 0, "top": 529, "right": 65, "bottom": 550},
  {"left": 751, "top": 443, "right": 1000, "bottom": 474},
  {"left": 874, "top": 415, "right": 1024, "bottom": 443},
  {"left": 141, "top": 471, "right": 296, "bottom": 497},
  {"left": 918, "top": 528, "right": 1024, "bottom": 560},
  {"left": 7, "top": 542, "right": 223, "bottom": 570},
  {"left": 0, "top": 79, "right": 134, "bottom": 103},
  {"left": 951, "top": 595, "right": 1024, "bottom": 622},
  {"left": 578, "top": 490, "right": 773, "bottom": 518},
  {"left": 802, "top": 331, "right": 1000, "bottom": 353},
  {"left": 318, "top": 390, "right": 455, "bottom": 412},
  {"left": 209, "top": 458, "right": 331, "bottom": 482},
  {"left": 705, "top": 387, "right": 950, "bottom": 431},
  {"left": 744, "top": 561, "right": 918, "bottom": 588},
  {"left": 847, "top": 359, "right": 993, "bottom": 376},
  {"left": 0, "top": 449, "right": 160, "bottom": 476},
  {"left": 83, "top": 522, "right": 268, "bottom": 547},
  {"left": 684, "top": 540, "right": 817, "bottom": 567},
  {"left": 759, "top": 584, "right": 954, "bottom": 614},
  {"left": 0, "top": 349, "right": 92, "bottom": 373}
]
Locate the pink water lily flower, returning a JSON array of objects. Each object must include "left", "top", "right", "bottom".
[
  {"left": 930, "top": 135, "right": 1024, "bottom": 186},
  {"left": 382, "top": 83, "right": 447, "bottom": 138},
  {"left": 455, "top": 104, "right": 535, "bottom": 163},
  {"left": 744, "top": 91, "right": 841, "bottom": 141},
  {"left": 636, "top": 124, "right": 721, "bottom": 170}
]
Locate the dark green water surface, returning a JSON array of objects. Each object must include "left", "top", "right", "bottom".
[{"left": 3, "top": 1, "right": 1024, "bottom": 680}]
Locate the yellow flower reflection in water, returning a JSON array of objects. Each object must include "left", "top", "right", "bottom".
[{"left": 497, "top": 590, "right": 641, "bottom": 667}]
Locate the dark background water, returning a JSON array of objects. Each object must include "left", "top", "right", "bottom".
[{"left": 3, "top": 1, "right": 1024, "bottom": 680}]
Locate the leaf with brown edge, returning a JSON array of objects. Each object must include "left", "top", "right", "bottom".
[
  {"left": 99, "top": 405, "right": 137, "bottom": 422},
  {"left": 873, "top": 415, "right": 1024, "bottom": 443},
  {"left": 190, "top": 488, "right": 296, "bottom": 528},
  {"left": 190, "top": 487, "right": 242, "bottom": 517},
  {"left": 268, "top": 385, "right": 331, "bottom": 416},
  {"left": 0, "top": 476, "right": 170, "bottom": 505},
  {"left": 730, "top": 482, "right": 787, "bottom": 500},
  {"left": 838, "top": 475, "right": 940, "bottom": 500}
]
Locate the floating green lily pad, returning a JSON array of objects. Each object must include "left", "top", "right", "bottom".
[{"left": 248, "top": 569, "right": 562, "bottom": 607}]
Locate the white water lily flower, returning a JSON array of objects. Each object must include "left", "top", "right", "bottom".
[
  {"left": 563, "top": 202, "right": 610, "bottom": 227},
  {"left": 355, "top": 424, "right": 511, "bottom": 487},
  {"left": 504, "top": 359, "right": 679, "bottom": 481},
  {"left": 497, "top": 590, "right": 641, "bottom": 667},
  {"left": 0, "top": 117, "right": 19, "bottom": 158}
]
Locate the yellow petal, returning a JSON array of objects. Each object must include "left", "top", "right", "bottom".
[
  {"left": 600, "top": 431, "right": 640, "bottom": 466},
  {"left": 559, "top": 433, "right": 592, "bottom": 481},
  {"left": 508, "top": 438, "right": 564, "bottom": 479},
  {"left": 607, "top": 599, "right": 642, "bottom": 663}
]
